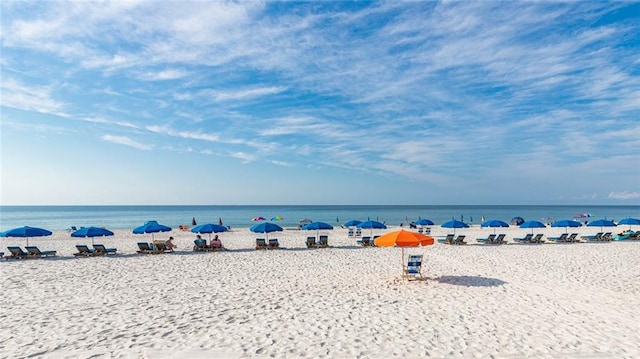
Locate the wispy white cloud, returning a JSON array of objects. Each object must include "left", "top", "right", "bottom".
[
  {"left": 208, "top": 86, "right": 288, "bottom": 102},
  {"left": 138, "top": 69, "right": 190, "bottom": 81},
  {"left": 608, "top": 191, "right": 640, "bottom": 200},
  {"left": 0, "top": 78, "right": 65, "bottom": 114},
  {"left": 101, "top": 135, "right": 152, "bottom": 150}
]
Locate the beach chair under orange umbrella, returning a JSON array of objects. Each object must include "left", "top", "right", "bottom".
[{"left": 374, "top": 230, "right": 434, "bottom": 279}]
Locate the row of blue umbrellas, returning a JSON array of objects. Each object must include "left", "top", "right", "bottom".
[{"left": 2, "top": 217, "right": 638, "bottom": 246}]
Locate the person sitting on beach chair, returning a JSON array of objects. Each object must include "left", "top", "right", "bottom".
[
  {"left": 165, "top": 236, "right": 176, "bottom": 251},
  {"left": 210, "top": 235, "right": 223, "bottom": 250}
]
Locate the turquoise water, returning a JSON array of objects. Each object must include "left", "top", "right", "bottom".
[{"left": 1, "top": 205, "right": 638, "bottom": 231}]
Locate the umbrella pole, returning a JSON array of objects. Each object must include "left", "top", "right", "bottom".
[{"left": 401, "top": 247, "right": 405, "bottom": 280}]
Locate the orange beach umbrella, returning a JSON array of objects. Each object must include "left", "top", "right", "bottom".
[{"left": 374, "top": 229, "right": 434, "bottom": 278}]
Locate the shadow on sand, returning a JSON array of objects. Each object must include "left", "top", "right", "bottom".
[{"left": 436, "top": 275, "right": 507, "bottom": 287}]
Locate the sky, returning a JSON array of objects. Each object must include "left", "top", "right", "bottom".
[{"left": 1, "top": 1, "right": 639, "bottom": 206}]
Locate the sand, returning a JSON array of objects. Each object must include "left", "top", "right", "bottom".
[{"left": 1, "top": 225, "right": 639, "bottom": 358}]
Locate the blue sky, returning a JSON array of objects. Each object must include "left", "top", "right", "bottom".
[{"left": 1, "top": 1, "right": 639, "bottom": 205}]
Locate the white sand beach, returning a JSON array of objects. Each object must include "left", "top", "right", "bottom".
[{"left": 2, "top": 225, "right": 640, "bottom": 358}]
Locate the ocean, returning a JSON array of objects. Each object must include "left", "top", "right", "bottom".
[{"left": 1, "top": 205, "right": 638, "bottom": 231}]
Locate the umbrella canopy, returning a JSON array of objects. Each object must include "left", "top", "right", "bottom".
[
  {"left": 551, "top": 220, "right": 582, "bottom": 229},
  {"left": 375, "top": 230, "right": 435, "bottom": 247},
  {"left": 302, "top": 221, "right": 333, "bottom": 238},
  {"left": 481, "top": 219, "right": 509, "bottom": 234},
  {"left": 191, "top": 223, "right": 227, "bottom": 241},
  {"left": 618, "top": 217, "right": 640, "bottom": 226},
  {"left": 510, "top": 217, "right": 525, "bottom": 225},
  {"left": 551, "top": 219, "right": 582, "bottom": 235},
  {"left": 618, "top": 217, "right": 640, "bottom": 229},
  {"left": 191, "top": 223, "right": 228, "bottom": 234},
  {"left": 441, "top": 219, "right": 469, "bottom": 235},
  {"left": 0, "top": 226, "right": 52, "bottom": 246},
  {"left": 519, "top": 220, "right": 546, "bottom": 234},
  {"left": 374, "top": 230, "right": 435, "bottom": 278},
  {"left": 299, "top": 218, "right": 313, "bottom": 225},
  {"left": 302, "top": 222, "right": 334, "bottom": 231},
  {"left": 252, "top": 216, "right": 266, "bottom": 221},
  {"left": 71, "top": 226, "right": 114, "bottom": 245},
  {"left": 271, "top": 216, "right": 284, "bottom": 221},
  {"left": 357, "top": 220, "right": 387, "bottom": 229},
  {"left": 133, "top": 220, "right": 172, "bottom": 241},
  {"left": 357, "top": 220, "right": 386, "bottom": 237},
  {"left": 250, "top": 222, "right": 283, "bottom": 240},
  {"left": 192, "top": 217, "right": 197, "bottom": 226},
  {"left": 588, "top": 219, "right": 617, "bottom": 231},
  {"left": 344, "top": 219, "right": 362, "bottom": 227},
  {"left": 414, "top": 219, "right": 434, "bottom": 226}
]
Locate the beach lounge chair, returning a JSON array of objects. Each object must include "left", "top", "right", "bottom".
[
  {"left": 531, "top": 234, "right": 545, "bottom": 243},
  {"left": 136, "top": 242, "right": 159, "bottom": 254},
  {"left": 437, "top": 234, "right": 455, "bottom": 245},
  {"left": 152, "top": 240, "right": 174, "bottom": 253},
  {"left": 0, "top": 251, "right": 3, "bottom": 259},
  {"left": 566, "top": 233, "right": 579, "bottom": 242},
  {"left": 424, "top": 227, "right": 431, "bottom": 235},
  {"left": 355, "top": 228, "right": 362, "bottom": 238},
  {"left": 255, "top": 238, "right": 267, "bottom": 250},
  {"left": 581, "top": 232, "right": 603, "bottom": 241},
  {"left": 403, "top": 255, "right": 423, "bottom": 280},
  {"left": 193, "top": 239, "right": 209, "bottom": 252},
  {"left": 74, "top": 244, "right": 96, "bottom": 257},
  {"left": 371, "top": 235, "right": 380, "bottom": 246},
  {"left": 453, "top": 235, "right": 466, "bottom": 245},
  {"left": 418, "top": 228, "right": 424, "bottom": 234},
  {"left": 306, "top": 236, "right": 317, "bottom": 248},
  {"left": 93, "top": 244, "right": 117, "bottom": 255},
  {"left": 513, "top": 233, "right": 533, "bottom": 243},
  {"left": 602, "top": 232, "right": 613, "bottom": 241},
  {"left": 357, "top": 236, "right": 371, "bottom": 246},
  {"left": 614, "top": 231, "right": 633, "bottom": 241},
  {"left": 494, "top": 234, "right": 507, "bottom": 244},
  {"left": 210, "top": 239, "right": 223, "bottom": 251},
  {"left": 476, "top": 234, "right": 496, "bottom": 244},
  {"left": 318, "top": 235, "right": 329, "bottom": 248},
  {"left": 267, "top": 238, "right": 280, "bottom": 249},
  {"left": 6, "top": 246, "right": 29, "bottom": 259},
  {"left": 25, "top": 246, "right": 57, "bottom": 258},
  {"left": 548, "top": 233, "right": 568, "bottom": 242},
  {"left": 347, "top": 228, "right": 354, "bottom": 238}
]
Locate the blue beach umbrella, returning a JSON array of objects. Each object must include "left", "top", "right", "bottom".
[
  {"left": 302, "top": 222, "right": 334, "bottom": 231},
  {"left": 618, "top": 217, "right": 640, "bottom": 229},
  {"left": 344, "top": 219, "right": 362, "bottom": 227},
  {"left": 133, "top": 220, "right": 172, "bottom": 241},
  {"left": 191, "top": 223, "right": 228, "bottom": 241},
  {"left": 519, "top": 220, "right": 546, "bottom": 234},
  {"left": 414, "top": 219, "right": 435, "bottom": 226},
  {"left": 587, "top": 219, "right": 617, "bottom": 232},
  {"left": 357, "top": 220, "right": 387, "bottom": 237},
  {"left": 441, "top": 219, "right": 469, "bottom": 235},
  {"left": 481, "top": 219, "right": 509, "bottom": 234},
  {"left": 302, "top": 221, "right": 334, "bottom": 238},
  {"left": 71, "top": 226, "right": 114, "bottom": 245},
  {"left": 250, "top": 222, "right": 283, "bottom": 240},
  {"left": 0, "top": 226, "right": 52, "bottom": 246},
  {"left": 357, "top": 221, "right": 387, "bottom": 229},
  {"left": 551, "top": 220, "right": 582, "bottom": 233}
]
